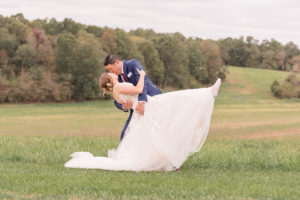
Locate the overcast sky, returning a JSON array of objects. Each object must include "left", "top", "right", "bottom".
[{"left": 1, "top": 0, "right": 300, "bottom": 46}]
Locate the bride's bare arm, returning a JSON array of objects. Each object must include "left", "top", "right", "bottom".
[
  {"left": 115, "top": 69, "right": 146, "bottom": 95},
  {"left": 113, "top": 92, "right": 123, "bottom": 104}
]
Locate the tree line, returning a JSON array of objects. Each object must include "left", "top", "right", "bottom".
[{"left": 0, "top": 13, "right": 299, "bottom": 103}]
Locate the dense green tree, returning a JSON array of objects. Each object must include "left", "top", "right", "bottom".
[
  {"left": 25, "top": 28, "right": 55, "bottom": 66},
  {"left": 186, "top": 39, "right": 208, "bottom": 83},
  {"left": 129, "top": 28, "right": 158, "bottom": 40},
  {"left": 228, "top": 37, "right": 249, "bottom": 67},
  {"left": 244, "top": 36, "right": 259, "bottom": 68},
  {"left": 290, "top": 55, "right": 300, "bottom": 72},
  {"left": 200, "top": 40, "right": 224, "bottom": 83},
  {"left": 260, "top": 50, "right": 276, "bottom": 69},
  {"left": 10, "top": 13, "right": 29, "bottom": 24},
  {"left": 71, "top": 30, "right": 105, "bottom": 100},
  {"left": 135, "top": 39, "right": 165, "bottom": 86},
  {"left": 275, "top": 51, "right": 287, "bottom": 71},
  {"left": 101, "top": 28, "right": 118, "bottom": 55},
  {"left": 115, "top": 28, "right": 144, "bottom": 62},
  {"left": 0, "top": 28, "right": 18, "bottom": 57},
  {"left": 259, "top": 39, "right": 283, "bottom": 53},
  {"left": 55, "top": 33, "right": 76, "bottom": 74},
  {"left": 62, "top": 18, "right": 82, "bottom": 35},
  {"left": 173, "top": 32, "right": 185, "bottom": 42},
  {"left": 217, "top": 37, "right": 233, "bottom": 65},
  {"left": 155, "top": 35, "right": 190, "bottom": 88},
  {"left": 15, "top": 44, "right": 37, "bottom": 71},
  {"left": 44, "top": 18, "right": 63, "bottom": 35},
  {"left": 29, "top": 18, "right": 47, "bottom": 30},
  {"left": 56, "top": 31, "right": 105, "bottom": 100},
  {"left": 86, "top": 25, "right": 103, "bottom": 38},
  {"left": 218, "top": 37, "right": 250, "bottom": 67},
  {"left": 284, "top": 42, "right": 300, "bottom": 60},
  {"left": 0, "top": 49, "right": 8, "bottom": 67},
  {"left": 7, "top": 19, "right": 27, "bottom": 44},
  {"left": 0, "top": 15, "right": 9, "bottom": 27},
  {"left": 219, "top": 36, "right": 259, "bottom": 68}
]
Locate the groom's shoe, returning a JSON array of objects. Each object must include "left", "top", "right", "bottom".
[
  {"left": 172, "top": 166, "right": 180, "bottom": 172},
  {"left": 212, "top": 78, "right": 221, "bottom": 98}
]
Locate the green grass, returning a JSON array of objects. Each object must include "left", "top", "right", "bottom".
[
  {"left": 1, "top": 66, "right": 300, "bottom": 199},
  {"left": 1, "top": 136, "right": 300, "bottom": 199}
]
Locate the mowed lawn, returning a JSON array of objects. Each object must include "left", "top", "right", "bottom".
[{"left": 0, "top": 66, "right": 300, "bottom": 199}]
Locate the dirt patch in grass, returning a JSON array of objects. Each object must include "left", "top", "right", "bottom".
[
  {"left": 230, "top": 127, "right": 300, "bottom": 139},
  {"left": 211, "top": 118, "right": 300, "bottom": 131},
  {"left": 0, "top": 127, "right": 121, "bottom": 138}
]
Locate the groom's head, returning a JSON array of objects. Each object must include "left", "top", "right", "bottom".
[{"left": 104, "top": 54, "right": 122, "bottom": 75}]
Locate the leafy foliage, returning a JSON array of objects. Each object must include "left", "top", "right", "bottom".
[
  {"left": 271, "top": 74, "right": 300, "bottom": 98},
  {"left": 4, "top": 12, "right": 300, "bottom": 102}
]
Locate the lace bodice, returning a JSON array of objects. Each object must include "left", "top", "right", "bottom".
[{"left": 114, "top": 82, "right": 139, "bottom": 110}]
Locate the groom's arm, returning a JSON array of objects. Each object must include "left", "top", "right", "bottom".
[
  {"left": 114, "top": 100, "right": 132, "bottom": 112},
  {"left": 131, "top": 60, "right": 148, "bottom": 102},
  {"left": 114, "top": 100, "right": 126, "bottom": 111}
]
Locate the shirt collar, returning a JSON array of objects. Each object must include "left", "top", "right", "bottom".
[{"left": 121, "top": 61, "right": 124, "bottom": 74}]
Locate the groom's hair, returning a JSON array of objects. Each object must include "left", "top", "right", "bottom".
[{"left": 103, "top": 54, "right": 120, "bottom": 66}]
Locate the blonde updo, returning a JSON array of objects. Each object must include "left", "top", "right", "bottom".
[{"left": 99, "top": 73, "right": 114, "bottom": 94}]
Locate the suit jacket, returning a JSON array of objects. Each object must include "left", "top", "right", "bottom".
[{"left": 114, "top": 59, "right": 161, "bottom": 111}]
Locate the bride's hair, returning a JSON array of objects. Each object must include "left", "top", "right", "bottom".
[{"left": 99, "top": 73, "right": 114, "bottom": 93}]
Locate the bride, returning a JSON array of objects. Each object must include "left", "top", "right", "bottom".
[{"left": 65, "top": 69, "right": 221, "bottom": 171}]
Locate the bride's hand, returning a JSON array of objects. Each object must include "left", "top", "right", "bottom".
[{"left": 137, "top": 68, "right": 146, "bottom": 77}]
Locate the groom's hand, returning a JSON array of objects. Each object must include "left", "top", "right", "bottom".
[
  {"left": 122, "top": 100, "right": 133, "bottom": 111},
  {"left": 136, "top": 102, "right": 145, "bottom": 115}
]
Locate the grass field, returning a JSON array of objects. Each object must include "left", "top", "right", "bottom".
[{"left": 1, "top": 66, "right": 300, "bottom": 199}]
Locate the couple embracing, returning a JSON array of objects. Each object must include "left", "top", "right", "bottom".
[{"left": 65, "top": 54, "right": 221, "bottom": 172}]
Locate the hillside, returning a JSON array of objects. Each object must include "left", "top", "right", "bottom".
[
  {"left": 210, "top": 66, "right": 300, "bottom": 140},
  {"left": 217, "top": 66, "right": 298, "bottom": 104}
]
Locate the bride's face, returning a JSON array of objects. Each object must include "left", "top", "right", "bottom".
[{"left": 109, "top": 73, "right": 118, "bottom": 81}]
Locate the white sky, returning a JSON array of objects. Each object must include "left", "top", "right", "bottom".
[{"left": 1, "top": 0, "right": 300, "bottom": 47}]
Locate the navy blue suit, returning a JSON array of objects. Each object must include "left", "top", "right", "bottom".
[{"left": 114, "top": 59, "right": 161, "bottom": 140}]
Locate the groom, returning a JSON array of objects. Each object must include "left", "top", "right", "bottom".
[{"left": 103, "top": 54, "right": 161, "bottom": 141}]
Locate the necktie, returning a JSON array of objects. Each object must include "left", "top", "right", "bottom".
[{"left": 121, "top": 73, "right": 127, "bottom": 82}]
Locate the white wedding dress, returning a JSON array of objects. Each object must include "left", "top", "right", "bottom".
[{"left": 65, "top": 79, "right": 221, "bottom": 171}]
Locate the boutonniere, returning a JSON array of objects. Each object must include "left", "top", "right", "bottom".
[{"left": 127, "top": 72, "right": 133, "bottom": 78}]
